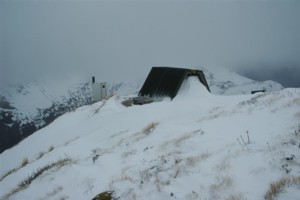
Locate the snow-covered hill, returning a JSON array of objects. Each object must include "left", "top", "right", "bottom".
[
  {"left": 0, "top": 67, "right": 283, "bottom": 153},
  {"left": 202, "top": 67, "right": 283, "bottom": 95},
  {"left": 0, "top": 77, "right": 299, "bottom": 200}
]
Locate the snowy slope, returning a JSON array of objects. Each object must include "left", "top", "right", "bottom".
[
  {"left": 0, "top": 80, "right": 141, "bottom": 125},
  {"left": 0, "top": 77, "right": 299, "bottom": 200},
  {"left": 0, "top": 67, "right": 283, "bottom": 154},
  {"left": 0, "top": 66, "right": 283, "bottom": 127},
  {"left": 0, "top": 79, "right": 141, "bottom": 153}
]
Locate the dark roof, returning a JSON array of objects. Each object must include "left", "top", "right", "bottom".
[
  {"left": 251, "top": 90, "right": 266, "bottom": 94},
  {"left": 138, "top": 67, "right": 210, "bottom": 99}
]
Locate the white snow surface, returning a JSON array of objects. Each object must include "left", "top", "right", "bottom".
[{"left": 1, "top": 77, "right": 299, "bottom": 200}]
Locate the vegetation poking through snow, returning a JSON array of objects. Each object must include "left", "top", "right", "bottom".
[
  {"left": 20, "top": 157, "right": 29, "bottom": 167},
  {"left": 91, "top": 148, "right": 113, "bottom": 164},
  {"left": 94, "top": 100, "right": 107, "bottom": 114},
  {"left": 0, "top": 158, "right": 29, "bottom": 182},
  {"left": 162, "top": 130, "right": 204, "bottom": 147},
  {"left": 48, "top": 145, "right": 54, "bottom": 152},
  {"left": 210, "top": 176, "right": 234, "bottom": 199},
  {"left": 37, "top": 151, "right": 45, "bottom": 159},
  {"left": 186, "top": 152, "right": 210, "bottom": 166},
  {"left": 294, "top": 124, "right": 300, "bottom": 137},
  {"left": 123, "top": 121, "right": 160, "bottom": 143},
  {"left": 264, "top": 176, "right": 300, "bottom": 200},
  {"left": 39, "top": 186, "right": 64, "bottom": 200},
  {"left": 122, "top": 149, "right": 137, "bottom": 158},
  {"left": 142, "top": 122, "right": 159, "bottom": 135},
  {"left": 21, "top": 157, "right": 72, "bottom": 186},
  {"left": 237, "top": 131, "right": 253, "bottom": 148},
  {"left": 0, "top": 145, "right": 56, "bottom": 182},
  {"left": 94, "top": 94, "right": 115, "bottom": 114},
  {"left": 0, "top": 169, "right": 15, "bottom": 182},
  {"left": 225, "top": 193, "right": 246, "bottom": 200},
  {"left": 1, "top": 157, "right": 73, "bottom": 200}
]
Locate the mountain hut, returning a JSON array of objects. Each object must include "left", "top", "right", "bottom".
[{"left": 138, "top": 67, "right": 210, "bottom": 100}]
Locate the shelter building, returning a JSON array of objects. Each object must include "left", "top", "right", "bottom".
[{"left": 138, "top": 67, "right": 210, "bottom": 100}]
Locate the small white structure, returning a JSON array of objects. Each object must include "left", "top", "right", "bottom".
[{"left": 92, "top": 77, "right": 107, "bottom": 102}]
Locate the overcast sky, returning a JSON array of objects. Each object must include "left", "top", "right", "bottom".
[{"left": 1, "top": 0, "right": 300, "bottom": 88}]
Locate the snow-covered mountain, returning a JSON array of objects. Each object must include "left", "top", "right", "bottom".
[
  {"left": 0, "top": 79, "right": 141, "bottom": 153},
  {"left": 202, "top": 67, "right": 283, "bottom": 95},
  {"left": 0, "top": 67, "right": 283, "bottom": 153},
  {"left": 0, "top": 76, "right": 299, "bottom": 200}
]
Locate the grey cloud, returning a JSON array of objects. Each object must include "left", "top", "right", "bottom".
[
  {"left": 237, "top": 64, "right": 300, "bottom": 88},
  {"left": 1, "top": 0, "right": 300, "bottom": 87}
]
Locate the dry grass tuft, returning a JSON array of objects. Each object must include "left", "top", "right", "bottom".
[
  {"left": 111, "top": 175, "right": 134, "bottom": 184},
  {"left": 216, "top": 159, "right": 231, "bottom": 172},
  {"left": 2, "top": 157, "right": 73, "bottom": 199},
  {"left": 154, "top": 177, "right": 170, "bottom": 191},
  {"left": 0, "top": 169, "right": 16, "bottom": 182},
  {"left": 162, "top": 132, "right": 193, "bottom": 147},
  {"left": 265, "top": 178, "right": 287, "bottom": 200},
  {"left": 294, "top": 124, "right": 300, "bottom": 137},
  {"left": 210, "top": 176, "right": 233, "bottom": 194},
  {"left": 130, "top": 122, "right": 159, "bottom": 142},
  {"left": 142, "top": 122, "right": 159, "bottom": 135},
  {"left": 48, "top": 145, "right": 55, "bottom": 152},
  {"left": 18, "top": 158, "right": 72, "bottom": 188},
  {"left": 140, "top": 169, "right": 152, "bottom": 182},
  {"left": 122, "top": 149, "right": 137, "bottom": 158},
  {"left": 186, "top": 152, "right": 209, "bottom": 167},
  {"left": 94, "top": 100, "right": 107, "bottom": 114},
  {"left": 264, "top": 176, "right": 300, "bottom": 200},
  {"left": 226, "top": 193, "right": 246, "bottom": 200},
  {"left": 21, "top": 157, "right": 29, "bottom": 167},
  {"left": 39, "top": 186, "right": 64, "bottom": 200},
  {"left": 1, "top": 157, "right": 31, "bottom": 182},
  {"left": 37, "top": 151, "right": 45, "bottom": 159},
  {"left": 1, "top": 146, "right": 55, "bottom": 182}
]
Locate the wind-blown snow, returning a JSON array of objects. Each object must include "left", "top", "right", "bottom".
[{"left": 0, "top": 77, "right": 299, "bottom": 200}]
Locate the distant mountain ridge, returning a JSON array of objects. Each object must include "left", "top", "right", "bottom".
[{"left": 0, "top": 67, "right": 283, "bottom": 153}]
